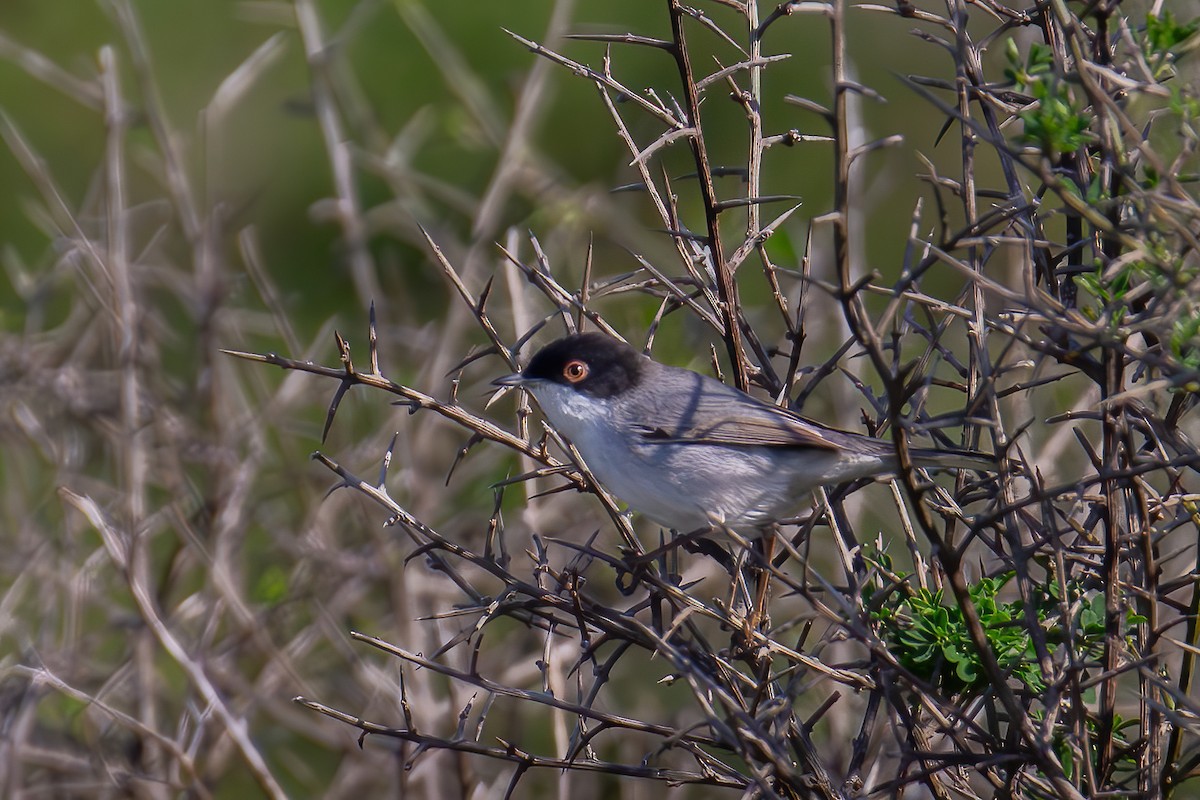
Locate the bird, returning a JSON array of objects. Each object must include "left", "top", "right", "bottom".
[{"left": 493, "top": 332, "right": 992, "bottom": 537}]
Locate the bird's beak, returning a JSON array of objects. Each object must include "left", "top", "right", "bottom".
[
  {"left": 491, "top": 373, "right": 527, "bottom": 388},
  {"left": 488, "top": 372, "right": 529, "bottom": 410}
]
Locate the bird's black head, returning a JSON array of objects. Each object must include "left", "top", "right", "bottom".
[{"left": 521, "top": 333, "right": 645, "bottom": 398}]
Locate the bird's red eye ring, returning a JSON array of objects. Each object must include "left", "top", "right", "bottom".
[{"left": 563, "top": 359, "right": 589, "bottom": 383}]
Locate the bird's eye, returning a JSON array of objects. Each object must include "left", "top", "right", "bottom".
[{"left": 562, "top": 360, "right": 589, "bottom": 383}]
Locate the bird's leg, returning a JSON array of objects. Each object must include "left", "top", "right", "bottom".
[{"left": 746, "top": 525, "right": 777, "bottom": 636}]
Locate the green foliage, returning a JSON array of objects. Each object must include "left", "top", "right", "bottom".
[
  {"left": 1039, "top": 706, "right": 1140, "bottom": 782},
  {"left": 1005, "top": 40, "right": 1094, "bottom": 157},
  {"left": 1143, "top": 11, "right": 1200, "bottom": 80},
  {"left": 1020, "top": 81, "right": 1094, "bottom": 157},
  {"left": 871, "top": 570, "right": 1043, "bottom": 693},
  {"left": 1074, "top": 252, "right": 1200, "bottom": 381},
  {"left": 870, "top": 564, "right": 1145, "bottom": 697},
  {"left": 1003, "top": 40, "right": 1055, "bottom": 89},
  {"left": 1075, "top": 263, "right": 1134, "bottom": 325},
  {"left": 1169, "top": 85, "right": 1200, "bottom": 128},
  {"left": 1170, "top": 313, "right": 1200, "bottom": 373}
]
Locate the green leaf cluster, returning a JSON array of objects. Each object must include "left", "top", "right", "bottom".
[
  {"left": 1170, "top": 314, "right": 1200, "bottom": 373},
  {"left": 1143, "top": 11, "right": 1200, "bottom": 81},
  {"left": 871, "top": 571, "right": 1043, "bottom": 693},
  {"left": 1075, "top": 263, "right": 1134, "bottom": 326},
  {"left": 870, "top": 565, "right": 1147, "bottom": 697},
  {"left": 1004, "top": 40, "right": 1094, "bottom": 157}
]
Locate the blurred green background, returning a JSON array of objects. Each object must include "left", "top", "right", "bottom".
[{"left": 0, "top": 0, "right": 974, "bottom": 336}]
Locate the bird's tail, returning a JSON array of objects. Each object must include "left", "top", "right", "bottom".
[{"left": 909, "top": 447, "right": 995, "bottom": 472}]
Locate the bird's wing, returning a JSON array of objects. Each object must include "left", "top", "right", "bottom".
[
  {"left": 630, "top": 370, "right": 844, "bottom": 451},
  {"left": 627, "top": 366, "right": 993, "bottom": 469}
]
